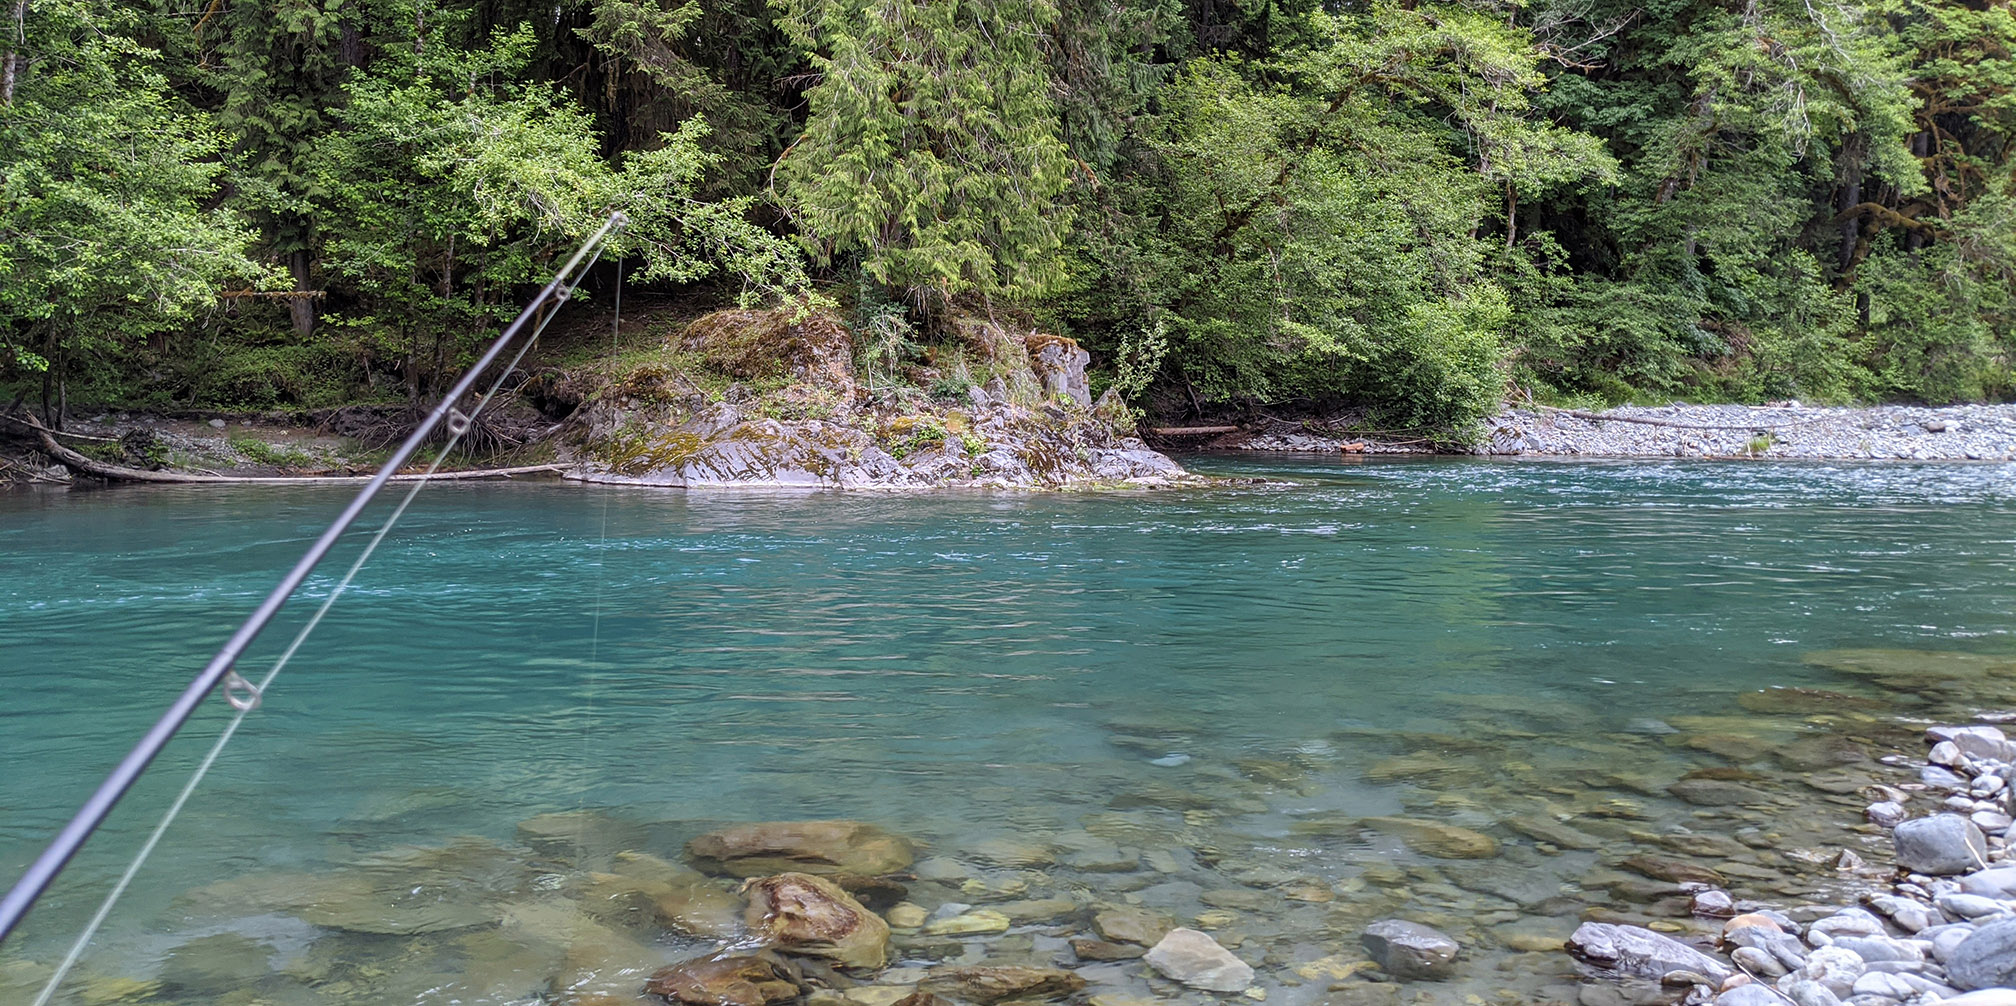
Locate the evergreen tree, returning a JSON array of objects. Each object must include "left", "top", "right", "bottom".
[{"left": 772, "top": 0, "right": 1077, "bottom": 313}]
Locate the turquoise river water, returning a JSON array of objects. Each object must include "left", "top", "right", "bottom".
[{"left": 2, "top": 456, "right": 2014, "bottom": 1005}]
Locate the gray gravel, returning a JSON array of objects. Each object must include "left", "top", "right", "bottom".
[{"left": 1240, "top": 403, "right": 2016, "bottom": 460}]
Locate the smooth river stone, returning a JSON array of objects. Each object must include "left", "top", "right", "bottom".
[
  {"left": 646, "top": 954, "right": 802, "bottom": 1006},
  {"left": 1668, "top": 779, "right": 1769, "bottom": 806},
  {"left": 919, "top": 966, "right": 1085, "bottom": 1004},
  {"left": 1361, "top": 817, "right": 1500, "bottom": 859},
  {"left": 1092, "top": 906, "right": 1175, "bottom": 945},
  {"left": 1948, "top": 919, "right": 2016, "bottom": 991},
  {"left": 1504, "top": 815, "right": 1603, "bottom": 850},
  {"left": 920, "top": 909, "right": 1010, "bottom": 936},
  {"left": 1142, "top": 928, "right": 1254, "bottom": 992},
  {"left": 1566, "top": 922, "right": 1733, "bottom": 981},
  {"left": 1359, "top": 919, "right": 1459, "bottom": 980},
  {"left": 687, "top": 820, "right": 916, "bottom": 878},
  {"left": 1892, "top": 814, "right": 1988, "bottom": 875}
]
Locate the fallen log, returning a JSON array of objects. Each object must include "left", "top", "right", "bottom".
[
  {"left": 13, "top": 413, "right": 563, "bottom": 484},
  {"left": 1150, "top": 425, "right": 1241, "bottom": 436}
]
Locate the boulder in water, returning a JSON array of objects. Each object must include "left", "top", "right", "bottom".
[
  {"left": 688, "top": 820, "right": 916, "bottom": 878},
  {"left": 580, "top": 850, "right": 745, "bottom": 938},
  {"left": 744, "top": 872, "right": 891, "bottom": 970},
  {"left": 1092, "top": 905, "right": 1175, "bottom": 945},
  {"left": 645, "top": 953, "right": 803, "bottom": 1006},
  {"left": 919, "top": 965, "right": 1086, "bottom": 1003},
  {"left": 1361, "top": 817, "right": 1500, "bottom": 859},
  {"left": 1360, "top": 919, "right": 1459, "bottom": 980}
]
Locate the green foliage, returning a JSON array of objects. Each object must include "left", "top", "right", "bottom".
[
  {"left": 773, "top": 0, "right": 1076, "bottom": 309},
  {"left": 1063, "top": 6, "right": 1612, "bottom": 427},
  {"left": 229, "top": 436, "right": 319, "bottom": 467},
  {"left": 0, "top": 1, "right": 267, "bottom": 401},
  {"left": 12, "top": 0, "right": 2016, "bottom": 429}
]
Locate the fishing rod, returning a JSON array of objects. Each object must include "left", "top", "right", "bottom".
[{"left": 0, "top": 211, "right": 628, "bottom": 948}]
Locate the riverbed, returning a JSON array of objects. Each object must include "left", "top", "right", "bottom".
[{"left": 2, "top": 457, "right": 2013, "bottom": 1004}]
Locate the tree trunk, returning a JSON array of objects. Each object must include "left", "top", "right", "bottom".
[
  {"left": 289, "top": 249, "right": 315, "bottom": 336},
  {"left": 1, "top": 0, "right": 25, "bottom": 108},
  {"left": 1837, "top": 133, "right": 1864, "bottom": 274}
]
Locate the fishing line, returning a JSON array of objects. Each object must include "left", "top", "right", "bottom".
[
  {"left": 18, "top": 214, "right": 624, "bottom": 1003},
  {"left": 573, "top": 252, "right": 622, "bottom": 863}
]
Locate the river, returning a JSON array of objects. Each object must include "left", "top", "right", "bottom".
[{"left": 2, "top": 456, "right": 2012, "bottom": 1004}]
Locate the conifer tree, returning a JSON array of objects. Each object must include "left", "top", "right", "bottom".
[{"left": 772, "top": 0, "right": 1076, "bottom": 313}]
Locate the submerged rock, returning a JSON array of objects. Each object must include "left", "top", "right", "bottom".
[
  {"left": 919, "top": 965, "right": 1086, "bottom": 1003},
  {"left": 579, "top": 850, "right": 744, "bottom": 938},
  {"left": 1092, "top": 906, "right": 1176, "bottom": 945},
  {"left": 645, "top": 953, "right": 803, "bottom": 1006},
  {"left": 1361, "top": 817, "right": 1500, "bottom": 859},
  {"left": 158, "top": 933, "right": 273, "bottom": 995},
  {"left": 920, "top": 909, "right": 1010, "bottom": 936},
  {"left": 1143, "top": 928, "right": 1255, "bottom": 992},
  {"left": 688, "top": 820, "right": 916, "bottom": 879},
  {"left": 1667, "top": 779, "right": 1769, "bottom": 806},
  {"left": 744, "top": 872, "right": 891, "bottom": 970},
  {"left": 1360, "top": 919, "right": 1460, "bottom": 980}
]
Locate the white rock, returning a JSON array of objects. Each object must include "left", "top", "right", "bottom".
[
  {"left": 1850, "top": 972, "right": 1916, "bottom": 999},
  {"left": 1143, "top": 928, "right": 1254, "bottom": 992},
  {"left": 1799, "top": 946, "right": 1866, "bottom": 996}
]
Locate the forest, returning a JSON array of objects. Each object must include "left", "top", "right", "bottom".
[{"left": 0, "top": 0, "right": 2012, "bottom": 431}]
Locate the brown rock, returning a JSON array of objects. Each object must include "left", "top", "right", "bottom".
[
  {"left": 585, "top": 851, "right": 745, "bottom": 938},
  {"left": 920, "top": 966, "right": 1087, "bottom": 1004},
  {"left": 1667, "top": 780, "right": 1768, "bottom": 806},
  {"left": 1619, "top": 856, "right": 1725, "bottom": 887},
  {"left": 1071, "top": 938, "right": 1146, "bottom": 961},
  {"left": 645, "top": 954, "right": 802, "bottom": 1006},
  {"left": 745, "top": 873, "right": 890, "bottom": 970},
  {"left": 689, "top": 821, "right": 916, "bottom": 879},
  {"left": 1361, "top": 817, "right": 1500, "bottom": 859},
  {"left": 890, "top": 995, "right": 955, "bottom": 1006},
  {"left": 1092, "top": 906, "right": 1176, "bottom": 945}
]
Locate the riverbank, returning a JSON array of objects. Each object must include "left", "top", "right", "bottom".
[
  {"left": 1568, "top": 712, "right": 2016, "bottom": 1006},
  {"left": 1, "top": 309, "right": 1199, "bottom": 490},
  {"left": 1234, "top": 403, "right": 2016, "bottom": 460}
]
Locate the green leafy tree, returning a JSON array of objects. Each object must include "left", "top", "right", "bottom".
[
  {"left": 1064, "top": 5, "right": 1612, "bottom": 427},
  {"left": 0, "top": 0, "right": 265, "bottom": 419}
]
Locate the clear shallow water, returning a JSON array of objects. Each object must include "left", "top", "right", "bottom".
[{"left": 2, "top": 456, "right": 2015, "bottom": 1002}]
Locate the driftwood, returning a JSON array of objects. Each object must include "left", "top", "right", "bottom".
[
  {"left": 0, "top": 412, "right": 120, "bottom": 442},
  {"left": 11, "top": 413, "right": 563, "bottom": 484},
  {"left": 1150, "top": 425, "right": 1242, "bottom": 436}
]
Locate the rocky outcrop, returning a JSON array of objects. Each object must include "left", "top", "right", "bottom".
[{"left": 566, "top": 310, "right": 1196, "bottom": 490}]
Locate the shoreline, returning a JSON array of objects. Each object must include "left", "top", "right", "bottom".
[
  {"left": 1232, "top": 402, "right": 2016, "bottom": 462},
  {"left": 1566, "top": 713, "right": 2016, "bottom": 1006}
]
